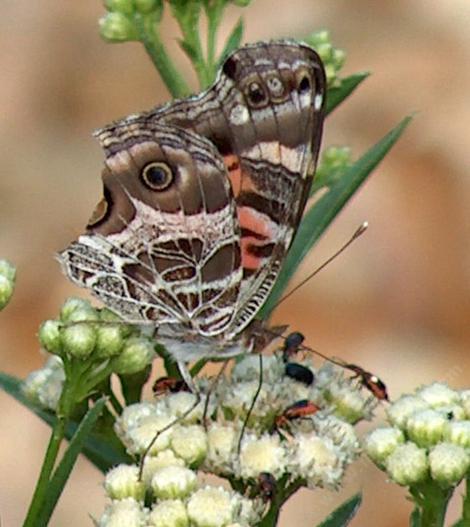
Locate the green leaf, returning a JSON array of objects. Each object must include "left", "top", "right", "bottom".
[
  {"left": 260, "top": 115, "right": 412, "bottom": 317},
  {"left": 0, "top": 372, "right": 130, "bottom": 472},
  {"left": 317, "top": 493, "right": 362, "bottom": 527},
  {"left": 35, "top": 397, "right": 107, "bottom": 527},
  {"left": 326, "top": 72, "right": 369, "bottom": 115},
  {"left": 218, "top": 17, "right": 244, "bottom": 65}
]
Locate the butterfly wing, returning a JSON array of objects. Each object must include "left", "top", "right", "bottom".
[{"left": 59, "top": 121, "right": 243, "bottom": 338}]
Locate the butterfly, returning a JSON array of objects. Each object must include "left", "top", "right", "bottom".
[{"left": 59, "top": 40, "right": 326, "bottom": 386}]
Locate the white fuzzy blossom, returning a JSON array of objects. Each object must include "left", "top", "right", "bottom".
[
  {"left": 237, "top": 433, "right": 287, "bottom": 479},
  {"left": 148, "top": 500, "right": 189, "bottom": 527},
  {"left": 104, "top": 464, "right": 145, "bottom": 501},
  {"left": 99, "top": 498, "right": 148, "bottom": 527},
  {"left": 186, "top": 487, "right": 240, "bottom": 527},
  {"left": 22, "top": 356, "right": 65, "bottom": 411},
  {"left": 151, "top": 466, "right": 198, "bottom": 500}
]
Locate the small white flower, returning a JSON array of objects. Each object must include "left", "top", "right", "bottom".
[
  {"left": 186, "top": 486, "right": 237, "bottom": 527},
  {"left": 125, "top": 414, "right": 175, "bottom": 455},
  {"left": 460, "top": 390, "right": 470, "bottom": 418},
  {"left": 385, "top": 442, "right": 428, "bottom": 486},
  {"left": 312, "top": 414, "right": 360, "bottom": 463},
  {"left": 148, "top": 500, "right": 189, "bottom": 527},
  {"left": 238, "top": 433, "right": 287, "bottom": 479},
  {"left": 290, "top": 432, "right": 343, "bottom": 489},
  {"left": 151, "top": 466, "right": 197, "bottom": 500},
  {"left": 170, "top": 425, "right": 207, "bottom": 466},
  {"left": 104, "top": 464, "right": 145, "bottom": 501},
  {"left": 98, "top": 498, "right": 148, "bottom": 527},
  {"left": 204, "top": 423, "right": 238, "bottom": 473},
  {"left": 436, "top": 405, "right": 466, "bottom": 421},
  {"left": 165, "top": 392, "right": 204, "bottom": 424},
  {"left": 22, "top": 356, "right": 65, "bottom": 411},
  {"left": 364, "top": 427, "right": 405, "bottom": 467},
  {"left": 117, "top": 402, "right": 159, "bottom": 434},
  {"left": 141, "top": 450, "right": 186, "bottom": 486},
  {"left": 326, "top": 381, "right": 374, "bottom": 423},
  {"left": 429, "top": 443, "right": 470, "bottom": 487},
  {"left": 444, "top": 421, "right": 470, "bottom": 449},
  {"left": 406, "top": 409, "right": 447, "bottom": 447},
  {"left": 231, "top": 354, "right": 284, "bottom": 383},
  {"left": 386, "top": 395, "right": 429, "bottom": 429},
  {"left": 417, "top": 383, "right": 460, "bottom": 408}
]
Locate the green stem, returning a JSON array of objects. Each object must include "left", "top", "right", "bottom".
[
  {"left": 205, "top": 2, "right": 224, "bottom": 79},
  {"left": 462, "top": 474, "right": 470, "bottom": 523},
  {"left": 134, "top": 15, "right": 190, "bottom": 98},
  {"left": 410, "top": 480, "right": 453, "bottom": 527},
  {"left": 23, "top": 417, "right": 66, "bottom": 527},
  {"left": 258, "top": 478, "right": 302, "bottom": 527}
]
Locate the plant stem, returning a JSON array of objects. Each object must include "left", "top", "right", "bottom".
[
  {"left": 461, "top": 474, "right": 470, "bottom": 523},
  {"left": 411, "top": 480, "right": 453, "bottom": 527},
  {"left": 23, "top": 417, "right": 66, "bottom": 527},
  {"left": 134, "top": 15, "right": 190, "bottom": 98},
  {"left": 205, "top": 2, "right": 224, "bottom": 80},
  {"left": 258, "top": 478, "right": 302, "bottom": 527}
]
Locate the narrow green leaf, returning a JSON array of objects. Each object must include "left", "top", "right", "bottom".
[
  {"left": 317, "top": 493, "right": 362, "bottom": 527},
  {"left": 260, "top": 115, "right": 412, "bottom": 317},
  {"left": 0, "top": 372, "right": 130, "bottom": 472},
  {"left": 218, "top": 17, "right": 244, "bottom": 65},
  {"left": 35, "top": 397, "right": 107, "bottom": 527},
  {"left": 326, "top": 72, "right": 369, "bottom": 115}
]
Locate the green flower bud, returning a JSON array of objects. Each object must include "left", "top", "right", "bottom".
[
  {"left": 100, "top": 308, "right": 134, "bottom": 337},
  {"left": 104, "top": 464, "right": 146, "bottom": 501},
  {"left": 38, "top": 319, "right": 62, "bottom": 354},
  {"left": 364, "top": 427, "right": 405, "bottom": 467},
  {"left": 386, "top": 394, "right": 428, "bottom": 429},
  {"left": 60, "top": 297, "right": 97, "bottom": 323},
  {"left": 406, "top": 409, "right": 447, "bottom": 448},
  {"left": 95, "top": 324, "right": 126, "bottom": 358},
  {"left": 99, "top": 13, "right": 138, "bottom": 43},
  {"left": 0, "top": 262, "right": 15, "bottom": 310},
  {"left": 113, "top": 336, "right": 156, "bottom": 374},
  {"left": 171, "top": 425, "right": 208, "bottom": 467},
  {"left": 429, "top": 443, "right": 470, "bottom": 487},
  {"left": 104, "top": 0, "right": 135, "bottom": 15},
  {"left": 385, "top": 442, "right": 428, "bottom": 486},
  {"left": 151, "top": 466, "right": 197, "bottom": 500},
  {"left": 148, "top": 500, "right": 189, "bottom": 527},
  {"left": 444, "top": 421, "right": 470, "bottom": 448},
  {"left": 135, "top": 0, "right": 163, "bottom": 15},
  {"left": 61, "top": 323, "right": 97, "bottom": 358}
]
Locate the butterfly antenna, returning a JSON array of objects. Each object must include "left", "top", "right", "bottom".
[{"left": 274, "top": 221, "right": 368, "bottom": 309}]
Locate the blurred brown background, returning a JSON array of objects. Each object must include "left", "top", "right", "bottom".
[{"left": 1, "top": 1, "right": 469, "bottom": 525}]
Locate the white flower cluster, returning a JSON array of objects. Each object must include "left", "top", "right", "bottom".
[
  {"left": 365, "top": 382, "right": 470, "bottom": 488},
  {"left": 22, "top": 356, "right": 65, "bottom": 411},
  {"left": 112, "top": 353, "right": 370, "bottom": 514}
]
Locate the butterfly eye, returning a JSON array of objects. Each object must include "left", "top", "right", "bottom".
[
  {"left": 246, "top": 81, "right": 267, "bottom": 107},
  {"left": 141, "top": 162, "right": 174, "bottom": 191}
]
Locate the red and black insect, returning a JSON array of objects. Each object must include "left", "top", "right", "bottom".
[
  {"left": 284, "top": 362, "right": 315, "bottom": 386},
  {"left": 274, "top": 399, "right": 321, "bottom": 431},
  {"left": 152, "top": 376, "right": 190, "bottom": 396},
  {"left": 343, "top": 364, "right": 389, "bottom": 401}
]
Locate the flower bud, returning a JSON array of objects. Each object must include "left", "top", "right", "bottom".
[
  {"left": 38, "top": 319, "right": 62, "bottom": 354},
  {"left": 327, "top": 382, "right": 372, "bottom": 423},
  {"left": 386, "top": 395, "right": 428, "bottom": 429},
  {"left": 99, "top": 13, "right": 138, "bottom": 43},
  {"left": 99, "top": 498, "right": 148, "bottom": 527},
  {"left": 417, "top": 382, "right": 460, "bottom": 408},
  {"left": 429, "top": 443, "right": 470, "bottom": 487},
  {"left": 238, "top": 433, "right": 287, "bottom": 479},
  {"left": 61, "top": 322, "right": 97, "bottom": 359},
  {"left": 170, "top": 425, "right": 207, "bottom": 467},
  {"left": 364, "top": 427, "right": 405, "bottom": 467},
  {"left": 95, "top": 324, "right": 126, "bottom": 358},
  {"left": 444, "top": 421, "right": 470, "bottom": 449},
  {"left": 60, "top": 297, "right": 96, "bottom": 323},
  {"left": 113, "top": 337, "right": 155, "bottom": 375},
  {"left": 0, "top": 259, "right": 15, "bottom": 310},
  {"left": 205, "top": 424, "right": 237, "bottom": 471},
  {"left": 141, "top": 450, "right": 186, "bottom": 486},
  {"left": 406, "top": 409, "right": 447, "bottom": 448},
  {"left": 104, "top": 464, "right": 145, "bottom": 501},
  {"left": 186, "top": 487, "right": 236, "bottom": 527},
  {"left": 151, "top": 466, "right": 197, "bottom": 500},
  {"left": 104, "top": 0, "right": 135, "bottom": 15},
  {"left": 385, "top": 442, "right": 428, "bottom": 486},
  {"left": 148, "top": 500, "right": 189, "bottom": 527},
  {"left": 135, "top": 0, "right": 163, "bottom": 15}
]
